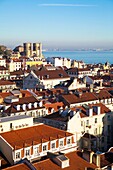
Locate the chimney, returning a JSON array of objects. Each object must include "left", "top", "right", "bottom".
[
  {"left": 47, "top": 152, "right": 70, "bottom": 169},
  {"left": 93, "top": 106, "right": 100, "bottom": 115},
  {"left": 78, "top": 92, "right": 82, "bottom": 98},
  {"left": 90, "top": 84, "right": 93, "bottom": 92},
  {"left": 53, "top": 155, "right": 69, "bottom": 168},
  {"left": 96, "top": 154, "right": 100, "bottom": 167},
  {"left": 100, "top": 81, "right": 102, "bottom": 87},
  {"left": 89, "top": 151, "right": 94, "bottom": 163}
]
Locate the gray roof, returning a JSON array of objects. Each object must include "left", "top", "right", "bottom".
[{"left": 0, "top": 115, "right": 32, "bottom": 123}]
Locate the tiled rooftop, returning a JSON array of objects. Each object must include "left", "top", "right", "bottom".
[{"left": 0, "top": 124, "right": 72, "bottom": 149}]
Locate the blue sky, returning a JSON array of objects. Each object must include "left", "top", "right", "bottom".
[{"left": 0, "top": 0, "right": 113, "bottom": 49}]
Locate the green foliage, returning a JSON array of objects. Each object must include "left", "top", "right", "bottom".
[{"left": 0, "top": 45, "right": 12, "bottom": 56}]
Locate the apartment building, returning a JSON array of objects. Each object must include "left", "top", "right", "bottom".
[
  {"left": 0, "top": 66, "right": 9, "bottom": 80},
  {"left": 39, "top": 103, "right": 113, "bottom": 152},
  {"left": 9, "top": 59, "right": 22, "bottom": 72},
  {"left": 66, "top": 67, "right": 92, "bottom": 78},
  {"left": 23, "top": 69, "right": 70, "bottom": 89},
  {"left": 0, "top": 115, "right": 33, "bottom": 133},
  {"left": 0, "top": 58, "right": 6, "bottom": 67},
  {"left": 0, "top": 124, "right": 77, "bottom": 165},
  {"left": 47, "top": 57, "right": 71, "bottom": 68},
  {"left": 0, "top": 80, "right": 16, "bottom": 92},
  {"left": 3, "top": 95, "right": 47, "bottom": 118}
]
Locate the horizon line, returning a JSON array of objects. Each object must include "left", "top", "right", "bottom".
[{"left": 38, "top": 3, "right": 97, "bottom": 7}]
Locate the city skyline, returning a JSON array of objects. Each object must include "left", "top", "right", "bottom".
[{"left": 0, "top": 0, "right": 113, "bottom": 50}]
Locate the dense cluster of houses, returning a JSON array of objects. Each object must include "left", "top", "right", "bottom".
[{"left": 0, "top": 48, "right": 113, "bottom": 169}]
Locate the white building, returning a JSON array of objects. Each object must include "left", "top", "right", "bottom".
[
  {"left": 0, "top": 124, "right": 77, "bottom": 165},
  {"left": 39, "top": 103, "right": 113, "bottom": 152},
  {"left": 47, "top": 57, "right": 71, "bottom": 68},
  {"left": 23, "top": 69, "right": 70, "bottom": 89},
  {"left": 0, "top": 115, "right": 33, "bottom": 133}
]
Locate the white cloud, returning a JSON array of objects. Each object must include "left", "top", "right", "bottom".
[{"left": 38, "top": 4, "right": 97, "bottom": 7}]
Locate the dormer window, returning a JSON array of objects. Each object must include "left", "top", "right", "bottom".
[
  {"left": 42, "top": 143, "right": 48, "bottom": 152},
  {"left": 67, "top": 137, "right": 72, "bottom": 145},
  {"left": 15, "top": 151, "right": 21, "bottom": 159},
  {"left": 22, "top": 104, "right": 26, "bottom": 110},
  {"left": 25, "top": 149, "right": 30, "bottom": 156},
  {"left": 59, "top": 139, "right": 64, "bottom": 147},
  {"left": 28, "top": 103, "right": 32, "bottom": 109},
  {"left": 51, "top": 141, "right": 56, "bottom": 150},
  {"left": 46, "top": 75, "right": 49, "bottom": 78},
  {"left": 59, "top": 74, "right": 63, "bottom": 77},
  {"left": 34, "top": 145, "right": 40, "bottom": 156}
]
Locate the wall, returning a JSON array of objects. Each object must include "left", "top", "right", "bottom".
[{"left": 0, "top": 136, "right": 14, "bottom": 165}]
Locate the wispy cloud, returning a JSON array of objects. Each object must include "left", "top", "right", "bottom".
[{"left": 38, "top": 4, "right": 97, "bottom": 7}]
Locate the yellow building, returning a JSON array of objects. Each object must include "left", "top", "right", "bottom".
[{"left": 26, "top": 60, "right": 43, "bottom": 67}]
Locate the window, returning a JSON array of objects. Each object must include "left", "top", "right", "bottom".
[
  {"left": 25, "top": 149, "right": 30, "bottom": 156},
  {"left": 107, "top": 115, "right": 111, "bottom": 121},
  {"left": 67, "top": 138, "right": 71, "bottom": 145},
  {"left": 86, "top": 120, "right": 89, "bottom": 126},
  {"left": 108, "top": 125, "right": 110, "bottom": 131},
  {"left": 101, "top": 137, "right": 104, "bottom": 143},
  {"left": 16, "top": 152, "right": 20, "bottom": 159},
  {"left": 86, "top": 130, "right": 89, "bottom": 133},
  {"left": 43, "top": 145, "right": 47, "bottom": 151},
  {"left": 59, "top": 140, "right": 64, "bottom": 147},
  {"left": 34, "top": 146, "right": 39, "bottom": 155},
  {"left": 95, "top": 118, "right": 97, "bottom": 123},
  {"left": 51, "top": 142, "right": 56, "bottom": 149},
  {"left": 107, "top": 136, "right": 110, "bottom": 144},
  {"left": 94, "top": 128, "right": 97, "bottom": 135},
  {"left": 81, "top": 121, "right": 83, "bottom": 126}
]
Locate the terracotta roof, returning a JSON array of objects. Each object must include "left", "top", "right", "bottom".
[
  {"left": 44, "top": 103, "right": 110, "bottom": 121},
  {"left": 61, "top": 92, "right": 98, "bottom": 105},
  {"left": 34, "top": 69, "right": 70, "bottom": 80},
  {"left": 0, "top": 124, "right": 72, "bottom": 149},
  {"left": 12, "top": 96, "right": 38, "bottom": 105},
  {"left": 34, "top": 151, "right": 97, "bottom": 170},
  {"left": 0, "top": 80, "right": 15, "bottom": 86},
  {"left": 45, "top": 102, "right": 64, "bottom": 113},
  {"left": 4, "top": 105, "right": 44, "bottom": 116},
  {"left": 0, "top": 92, "right": 12, "bottom": 99},
  {"left": 88, "top": 76, "right": 102, "bottom": 80},
  {"left": 3, "top": 163, "right": 31, "bottom": 170},
  {"left": 93, "top": 90, "right": 112, "bottom": 100},
  {"left": 74, "top": 103, "right": 110, "bottom": 118},
  {"left": 0, "top": 66, "right": 8, "bottom": 70},
  {"left": 20, "top": 90, "right": 33, "bottom": 97}
]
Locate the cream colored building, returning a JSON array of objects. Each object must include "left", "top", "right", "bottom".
[
  {"left": 9, "top": 59, "right": 22, "bottom": 72},
  {"left": 0, "top": 58, "right": 6, "bottom": 67},
  {"left": 40, "top": 103, "right": 113, "bottom": 152},
  {"left": 23, "top": 69, "right": 70, "bottom": 89},
  {"left": 0, "top": 124, "right": 77, "bottom": 165},
  {"left": 47, "top": 57, "right": 71, "bottom": 68},
  {"left": 0, "top": 115, "right": 33, "bottom": 133}
]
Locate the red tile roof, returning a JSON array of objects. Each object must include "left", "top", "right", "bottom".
[
  {"left": 34, "top": 69, "right": 69, "bottom": 80},
  {"left": 0, "top": 80, "right": 16, "bottom": 86},
  {"left": 61, "top": 92, "right": 98, "bottom": 105},
  {"left": 34, "top": 151, "right": 97, "bottom": 170},
  {"left": 0, "top": 124, "right": 72, "bottom": 149},
  {"left": 3, "top": 163, "right": 31, "bottom": 170}
]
